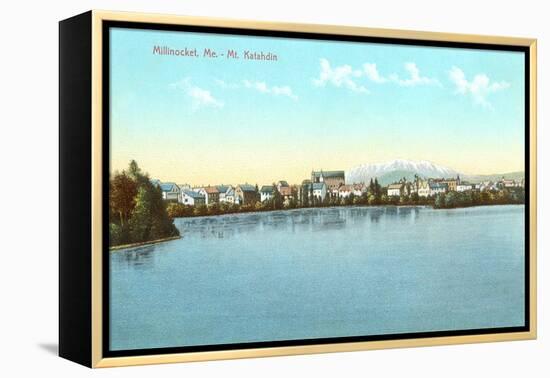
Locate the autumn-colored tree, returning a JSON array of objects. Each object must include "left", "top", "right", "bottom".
[{"left": 109, "top": 171, "right": 137, "bottom": 226}]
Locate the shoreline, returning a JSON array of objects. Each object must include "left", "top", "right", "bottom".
[
  {"left": 109, "top": 235, "right": 181, "bottom": 252},
  {"left": 172, "top": 202, "right": 525, "bottom": 220}
]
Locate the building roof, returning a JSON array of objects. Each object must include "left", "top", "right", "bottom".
[
  {"left": 303, "top": 182, "right": 326, "bottom": 191},
  {"left": 150, "top": 178, "right": 161, "bottom": 187},
  {"left": 312, "top": 170, "right": 345, "bottom": 179},
  {"left": 182, "top": 190, "right": 205, "bottom": 199},
  {"left": 277, "top": 180, "right": 289, "bottom": 187},
  {"left": 216, "top": 185, "right": 232, "bottom": 193},
  {"left": 203, "top": 186, "right": 219, "bottom": 194},
  {"left": 430, "top": 183, "right": 447, "bottom": 189},
  {"left": 160, "top": 182, "right": 178, "bottom": 192},
  {"left": 260, "top": 185, "right": 274, "bottom": 194},
  {"left": 338, "top": 185, "right": 353, "bottom": 192},
  {"left": 238, "top": 184, "right": 256, "bottom": 192},
  {"left": 313, "top": 183, "right": 326, "bottom": 190}
]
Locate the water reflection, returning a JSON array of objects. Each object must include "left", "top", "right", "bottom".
[
  {"left": 172, "top": 206, "right": 424, "bottom": 240},
  {"left": 112, "top": 245, "right": 156, "bottom": 269}
]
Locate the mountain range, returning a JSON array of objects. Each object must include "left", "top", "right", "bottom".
[{"left": 345, "top": 159, "right": 523, "bottom": 186}]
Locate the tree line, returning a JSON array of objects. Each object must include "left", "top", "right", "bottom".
[{"left": 433, "top": 187, "right": 525, "bottom": 209}]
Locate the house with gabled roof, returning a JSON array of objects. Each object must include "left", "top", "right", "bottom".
[
  {"left": 216, "top": 185, "right": 236, "bottom": 204},
  {"left": 276, "top": 180, "right": 289, "bottom": 191},
  {"left": 338, "top": 185, "right": 353, "bottom": 199},
  {"left": 274, "top": 181, "right": 293, "bottom": 204},
  {"left": 196, "top": 186, "right": 219, "bottom": 205},
  {"left": 301, "top": 182, "right": 328, "bottom": 202},
  {"left": 260, "top": 185, "right": 275, "bottom": 202},
  {"left": 159, "top": 182, "right": 180, "bottom": 202},
  {"left": 353, "top": 183, "right": 367, "bottom": 196},
  {"left": 235, "top": 184, "right": 257, "bottom": 206},
  {"left": 417, "top": 180, "right": 431, "bottom": 197},
  {"left": 180, "top": 190, "right": 205, "bottom": 206},
  {"left": 312, "top": 182, "right": 327, "bottom": 201}
]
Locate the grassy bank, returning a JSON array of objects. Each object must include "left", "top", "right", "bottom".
[{"left": 109, "top": 235, "right": 181, "bottom": 252}]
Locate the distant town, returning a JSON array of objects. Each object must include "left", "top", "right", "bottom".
[
  {"left": 109, "top": 161, "right": 525, "bottom": 247},
  {"left": 151, "top": 169, "right": 525, "bottom": 218}
]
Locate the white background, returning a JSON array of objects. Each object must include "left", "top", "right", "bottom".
[{"left": 0, "top": 0, "right": 547, "bottom": 376}]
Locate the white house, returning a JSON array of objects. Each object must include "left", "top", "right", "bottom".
[
  {"left": 159, "top": 182, "right": 180, "bottom": 202},
  {"left": 216, "top": 185, "right": 235, "bottom": 203},
  {"left": 225, "top": 187, "right": 236, "bottom": 204},
  {"left": 312, "top": 182, "right": 327, "bottom": 201},
  {"left": 180, "top": 190, "right": 205, "bottom": 206},
  {"left": 353, "top": 183, "right": 366, "bottom": 197},
  {"left": 418, "top": 181, "right": 431, "bottom": 197},
  {"left": 479, "top": 181, "right": 496, "bottom": 192},
  {"left": 387, "top": 184, "right": 402, "bottom": 197},
  {"left": 501, "top": 179, "right": 520, "bottom": 188},
  {"left": 338, "top": 185, "right": 353, "bottom": 199},
  {"left": 260, "top": 185, "right": 275, "bottom": 202},
  {"left": 177, "top": 184, "right": 191, "bottom": 202},
  {"left": 456, "top": 183, "right": 473, "bottom": 192}
]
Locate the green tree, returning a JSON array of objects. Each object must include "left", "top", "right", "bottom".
[
  {"left": 109, "top": 161, "right": 179, "bottom": 247},
  {"left": 129, "top": 183, "right": 179, "bottom": 243},
  {"left": 434, "top": 193, "right": 446, "bottom": 208},
  {"left": 374, "top": 178, "right": 381, "bottom": 201},
  {"left": 255, "top": 184, "right": 260, "bottom": 203},
  {"left": 301, "top": 184, "right": 309, "bottom": 207},
  {"left": 273, "top": 183, "right": 283, "bottom": 210},
  {"left": 367, "top": 194, "right": 376, "bottom": 205}
]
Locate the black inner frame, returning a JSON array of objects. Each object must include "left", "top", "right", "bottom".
[{"left": 102, "top": 20, "right": 531, "bottom": 358}]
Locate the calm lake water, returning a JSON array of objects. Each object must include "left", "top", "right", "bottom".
[{"left": 110, "top": 205, "right": 525, "bottom": 351}]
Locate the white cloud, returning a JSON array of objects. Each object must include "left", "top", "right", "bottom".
[
  {"left": 449, "top": 66, "right": 510, "bottom": 107},
  {"left": 363, "top": 63, "right": 387, "bottom": 83},
  {"left": 313, "top": 58, "right": 369, "bottom": 93},
  {"left": 389, "top": 62, "right": 439, "bottom": 87},
  {"left": 215, "top": 78, "right": 298, "bottom": 100},
  {"left": 313, "top": 59, "right": 439, "bottom": 93},
  {"left": 172, "top": 78, "right": 223, "bottom": 110},
  {"left": 224, "top": 79, "right": 299, "bottom": 100},
  {"left": 214, "top": 79, "right": 239, "bottom": 89}
]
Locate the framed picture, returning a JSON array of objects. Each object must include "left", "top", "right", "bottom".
[{"left": 59, "top": 10, "right": 537, "bottom": 368}]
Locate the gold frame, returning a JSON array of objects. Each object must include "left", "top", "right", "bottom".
[{"left": 90, "top": 10, "right": 537, "bottom": 368}]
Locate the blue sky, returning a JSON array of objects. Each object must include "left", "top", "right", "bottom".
[{"left": 110, "top": 27, "right": 525, "bottom": 185}]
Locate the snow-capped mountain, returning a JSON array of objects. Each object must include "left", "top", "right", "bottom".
[{"left": 346, "top": 159, "right": 460, "bottom": 185}]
